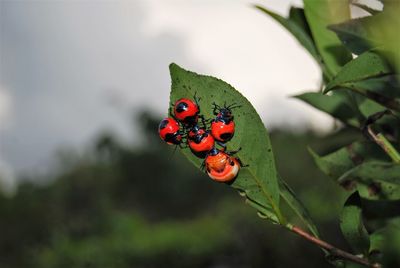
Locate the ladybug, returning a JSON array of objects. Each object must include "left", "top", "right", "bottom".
[
  {"left": 187, "top": 125, "right": 215, "bottom": 157},
  {"left": 204, "top": 148, "right": 242, "bottom": 182},
  {"left": 211, "top": 103, "right": 240, "bottom": 143},
  {"left": 158, "top": 117, "right": 183, "bottom": 145},
  {"left": 173, "top": 98, "right": 200, "bottom": 125}
]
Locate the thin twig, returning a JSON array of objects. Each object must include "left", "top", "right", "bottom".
[
  {"left": 288, "top": 225, "right": 381, "bottom": 268},
  {"left": 367, "top": 126, "right": 400, "bottom": 163}
]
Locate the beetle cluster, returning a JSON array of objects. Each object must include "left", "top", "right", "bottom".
[{"left": 158, "top": 96, "right": 244, "bottom": 182}]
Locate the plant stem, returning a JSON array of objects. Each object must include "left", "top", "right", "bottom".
[
  {"left": 367, "top": 126, "right": 400, "bottom": 163},
  {"left": 286, "top": 224, "right": 381, "bottom": 268}
]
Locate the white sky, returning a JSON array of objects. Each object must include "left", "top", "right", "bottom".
[{"left": 0, "top": 0, "right": 339, "bottom": 190}]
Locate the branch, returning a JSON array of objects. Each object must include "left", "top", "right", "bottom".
[
  {"left": 367, "top": 125, "right": 400, "bottom": 163},
  {"left": 287, "top": 225, "right": 381, "bottom": 268}
]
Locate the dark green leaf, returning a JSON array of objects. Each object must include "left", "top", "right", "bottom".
[
  {"left": 343, "top": 75, "right": 400, "bottom": 99},
  {"left": 169, "top": 63, "right": 283, "bottom": 223},
  {"left": 254, "top": 5, "right": 319, "bottom": 61},
  {"left": 288, "top": 7, "right": 312, "bottom": 36},
  {"left": 340, "top": 192, "right": 370, "bottom": 255},
  {"left": 354, "top": 95, "right": 386, "bottom": 118},
  {"left": 294, "top": 91, "right": 361, "bottom": 127},
  {"left": 324, "top": 51, "right": 400, "bottom": 111},
  {"left": 328, "top": 6, "right": 400, "bottom": 72},
  {"left": 328, "top": 17, "right": 377, "bottom": 55},
  {"left": 303, "top": 0, "right": 352, "bottom": 79},
  {"left": 325, "top": 51, "right": 393, "bottom": 92},
  {"left": 308, "top": 141, "right": 400, "bottom": 200},
  {"left": 338, "top": 161, "right": 400, "bottom": 185}
]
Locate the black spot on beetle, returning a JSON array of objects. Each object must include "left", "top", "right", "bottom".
[
  {"left": 220, "top": 133, "right": 233, "bottom": 141},
  {"left": 176, "top": 102, "right": 188, "bottom": 113},
  {"left": 159, "top": 119, "right": 169, "bottom": 129}
]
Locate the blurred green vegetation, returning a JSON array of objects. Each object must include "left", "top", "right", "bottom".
[{"left": 0, "top": 112, "right": 399, "bottom": 267}]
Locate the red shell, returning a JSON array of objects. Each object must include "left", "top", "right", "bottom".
[
  {"left": 188, "top": 129, "right": 215, "bottom": 153},
  {"left": 211, "top": 120, "right": 235, "bottom": 142},
  {"left": 205, "top": 151, "right": 240, "bottom": 182},
  {"left": 173, "top": 98, "right": 199, "bottom": 124},
  {"left": 158, "top": 117, "right": 182, "bottom": 145}
]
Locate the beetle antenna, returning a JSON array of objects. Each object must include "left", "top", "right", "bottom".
[{"left": 194, "top": 92, "right": 201, "bottom": 105}]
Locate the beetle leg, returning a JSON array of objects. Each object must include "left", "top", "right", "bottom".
[
  {"left": 226, "top": 147, "right": 241, "bottom": 155},
  {"left": 236, "top": 157, "right": 249, "bottom": 167},
  {"left": 216, "top": 141, "right": 227, "bottom": 151}
]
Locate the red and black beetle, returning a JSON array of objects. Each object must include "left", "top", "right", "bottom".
[
  {"left": 158, "top": 117, "right": 183, "bottom": 145},
  {"left": 173, "top": 98, "right": 200, "bottom": 125},
  {"left": 204, "top": 148, "right": 242, "bottom": 182},
  {"left": 210, "top": 103, "right": 240, "bottom": 143},
  {"left": 187, "top": 125, "right": 215, "bottom": 157}
]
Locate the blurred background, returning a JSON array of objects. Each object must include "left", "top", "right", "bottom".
[{"left": 0, "top": 0, "right": 388, "bottom": 267}]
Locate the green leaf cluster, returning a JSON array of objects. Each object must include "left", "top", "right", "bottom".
[{"left": 255, "top": 0, "right": 400, "bottom": 264}]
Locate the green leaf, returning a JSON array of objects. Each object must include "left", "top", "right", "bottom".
[
  {"left": 369, "top": 229, "right": 384, "bottom": 253},
  {"left": 308, "top": 141, "right": 389, "bottom": 179},
  {"left": 344, "top": 75, "right": 400, "bottom": 99},
  {"left": 169, "top": 63, "right": 283, "bottom": 223},
  {"left": 279, "top": 178, "right": 320, "bottom": 238},
  {"left": 324, "top": 51, "right": 400, "bottom": 111},
  {"left": 340, "top": 191, "right": 370, "bottom": 255},
  {"left": 254, "top": 5, "right": 319, "bottom": 61},
  {"left": 309, "top": 142, "right": 400, "bottom": 200},
  {"left": 325, "top": 51, "right": 393, "bottom": 92},
  {"left": 354, "top": 95, "right": 386, "bottom": 118},
  {"left": 328, "top": 7, "right": 400, "bottom": 72},
  {"left": 303, "top": 0, "right": 353, "bottom": 79},
  {"left": 338, "top": 161, "right": 400, "bottom": 185},
  {"left": 294, "top": 91, "right": 361, "bottom": 127},
  {"left": 328, "top": 17, "right": 377, "bottom": 55}
]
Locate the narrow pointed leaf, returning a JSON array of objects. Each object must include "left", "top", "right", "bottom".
[
  {"left": 324, "top": 51, "right": 400, "bottom": 111},
  {"left": 340, "top": 192, "right": 370, "bottom": 255},
  {"left": 279, "top": 178, "right": 320, "bottom": 238},
  {"left": 325, "top": 51, "right": 393, "bottom": 93},
  {"left": 169, "top": 63, "right": 283, "bottom": 223},
  {"left": 342, "top": 75, "right": 400, "bottom": 99},
  {"left": 294, "top": 91, "right": 361, "bottom": 127}
]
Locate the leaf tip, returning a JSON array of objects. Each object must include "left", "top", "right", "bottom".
[{"left": 169, "top": 62, "right": 181, "bottom": 72}]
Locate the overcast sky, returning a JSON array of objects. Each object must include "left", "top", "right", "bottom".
[{"left": 0, "top": 0, "right": 344, "bottom": 191}]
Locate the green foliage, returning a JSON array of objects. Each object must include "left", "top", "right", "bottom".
[
  {"left": 256, "top": 0, "right": 400, "bottom": 266},
  {"left": 340, "top": 192, "right": 370, "bottom": 256}
]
